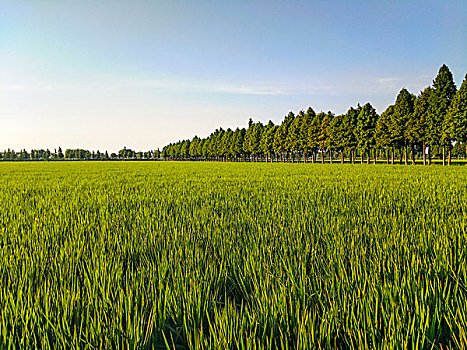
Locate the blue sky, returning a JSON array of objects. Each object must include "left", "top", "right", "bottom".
[{"left": 1, "top": 0, "right": 466, "bottom": 151}]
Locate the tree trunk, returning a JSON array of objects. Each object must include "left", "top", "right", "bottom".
[
  {"left": 448, "top": 146, "right": 451, "bottom": 166},
  {"left": 360, "top": 151, "right": 363, "bottom": 164},
  {"left": 422, "top": 141, "right": 426, "bottom": 165},
  {"left": 404, "top": 143, "right": 408, "bottom": 165},
  {"left": 391, "top": 148, "right": 394, "bottom": 165},
  {"left": 341, "top": 150, "right": 344, "bottom": 164},
  {"left": 367, "top": 151, "right": 370, "bottom": 164},
  {"left": 411, "top": 144, "right": 415, "bottom": 165},
  {"left": 329, "top": 149, "right": 333, "bottom": 164},
  {"left": 399, "top": 148, "right": 403, "bottom": 164},
  {"left": 442, "top": 146, "right": 446, "bottom": 166},
  {"left": 428, "top": 146, "right": 431, "bottom": 165},
  {"left": 321, "top": 149, "right": 324, "bottom": 164}
]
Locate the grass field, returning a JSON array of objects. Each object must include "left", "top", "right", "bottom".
[{"left": 0, "top": 162, "right": 466, "bottom": 349}]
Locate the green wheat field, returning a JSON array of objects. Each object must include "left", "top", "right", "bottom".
[{"left": 1, "top": 162, "right": 466, "bottom": 349}]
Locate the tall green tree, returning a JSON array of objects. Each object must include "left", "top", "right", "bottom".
[
  {"left": 330, "top": 113, "right": 345, "bottom": 163},
  {"left": 319, "top": 112, "right": 334, "bottom": 163},
  {"left": 376, "top": 105, "right": 394, "bottom": 164},
  {"left": 231, "top": 128, "right": 246, "bottom": 161},
  {"left": 219, "top": 129, "right": 233, "bottom": 161},
  {"left": 243, "top": 119, "right": 255, "bottom": 161},
  {"left": 273, "top": 123, "right": 287, "bottom": 162},
  {"left": 180, "top": 140, "right": 190, "bottom": 159},
  {"left": 429, "top": 64, "right": 457, "bottom": 165},
  {"left": 308, "top": 112, "right": 323, "bottom": 163},
  {"left": 286, "top": 111, "right": 303, "bottom": 162},
  {"left": 341, "top": 106, "right": 360, "bottom": 163},
  {"left": 281, "top": 112, "right": 295, "bottom": 162},
  {"left": 392, "top": 88, "right": 416, "bottom": 165},
  {"left": 189, "top": 136, "right": 201, "bottom": 160},
  {"left": 445, "top": 74, "right": 467, "bottom": 162},
  {"left": 356, "top": 103, "right": 378, "bottom": 164},
  {"left": 300, "top": 107, "right": 315, "bottom": 162},
  {"left": 260, "top": 121, "right": 276, "bottom": 162},
  {"left": 411, "top": 87, "right": 432, "bottom": 165}
]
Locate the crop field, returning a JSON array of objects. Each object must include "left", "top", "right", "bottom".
[{"left": 0, "top": 162, "right": 466, "bottom": 349}]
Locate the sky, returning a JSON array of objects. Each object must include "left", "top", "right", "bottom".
[{"left": 1, "top": 0, "right": 466, "bottom": 152}]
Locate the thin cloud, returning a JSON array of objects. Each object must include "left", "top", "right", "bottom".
[
  {"left": 375, "top": 77, "right": 402, "bottom": 90},
  {"left": 0, "top": 85, "right": 25, "bottom": 91},
  {"left": 132, "top": 79, "right": 287, "bottom": 96},
  {"left": 376, "top": 77, "right": 401, "bottom": 84},
  {"left": 375, "top": 74, "right": 434, "bottom": 94},
  {"left": 215, "top": 85, "right": 284, "bottom": 95},
  {"left": 0, "top": 79, "right": 288, "bottom": 96}
]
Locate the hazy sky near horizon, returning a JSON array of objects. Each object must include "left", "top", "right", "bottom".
[{"left": 1, "top": 1, "right": 466, "bottom": 152}]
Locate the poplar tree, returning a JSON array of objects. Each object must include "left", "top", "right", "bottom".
[
  {"left": 446, "top": 74, "right": 467, "bottom": 161},
  {"left": 356, "top": 103, "right": 378, "bottom": 164},
  {"left": 341, "top": 105, "right": 360, "bottom": 163},
  {"left": 330, "top": 113, "right": 346, "bottom": 163},
  {"left": 319, "top": 112, "right": 334, "bottom": 163},
  {"left": 429, "top": 64, "right": 457, "bottom": 165},
  {"left": 231, "top": 128, "right": 245, "bottom": 161},
  {"left": 391, "top": 88, "right": 415, "bottom": 165},
  {"left": 411, "top": 88, "right": 431, "bottom": 165},
  {"left": 273, "top": 124, "right": 287, "bottom": 162},
  {"left": 243, "top": 119, "right": 255, "bottom": 161},
  {"left": 281, "top": 112, "right": 295, "bottom": 162},
  {"left": 260, "top": 121, "right": 276, "bottom": 162},
  {"left": 307, "top": 112, "right": 323, "bottom": 163},
  {"left": 376, "top": 105, "right": 394, "bottom": 164},
  {"left": 286, "top": 111, "right": 302, "bottom": 162},
  {"left": 300, "top": 107, "right": 315, "bottom": 162}
]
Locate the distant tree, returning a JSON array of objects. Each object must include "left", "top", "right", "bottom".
[
  {"left": 286, "top": 111, "right": 302, "bottom": 162},
  {"left": 180, "top": 140, "right": 190, "bottom": 160},
  {"left": 330, "top": 113, "right": 346, "bottom": 163},
  {"left": 231, "top": 128, "right": 245, "bottom": 161},
  {"left": 283, "top": 112, "right": 296, "bottom": 162},
  {"left": 218, "top": 129, "right": 232, "bottom": 161},
  {"left": 356, "top": 103, "right": 378, "bottom": 164},
  {"left": 308, "top": 112, "right": 323, "bottom": 163},
  {"left": 300, "top": 107, "right": 315, "bottom": 162},
  {"left": 189, "top": 136, "right": 200, "bottom": 160},
  {"left": 411, "top": 87, "right": 432, "bottom": 165},
  {"left": 341, "top": 106, "right": 360, "bottom": 163},
  {"left": 429, "top": 64, "right": 457, "bottom": 165},
  {"left": 445, "top": 74, "right": 467, "bottom": 162},
  {"left": 273, "top": 123, "right": 287, "bottom": 162},
  {"left": 318, "top": 112, "right": 334, "bottom": 163},
  {"left": 376, "top": 105, "right": 394, "bottom": 164},
  {"left": 392, "top": 88, "right": 416, "bottom": 165},
  {"left": 260, "top": 121, "right": 276, "bottom": 162}
]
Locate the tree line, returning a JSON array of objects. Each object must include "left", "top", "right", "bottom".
[
  {"left": 0, "top": 147, "right": 161, "bottom": 161},
  {"left": 162, "top": 65, "right": 467, "bottom": 165}
]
